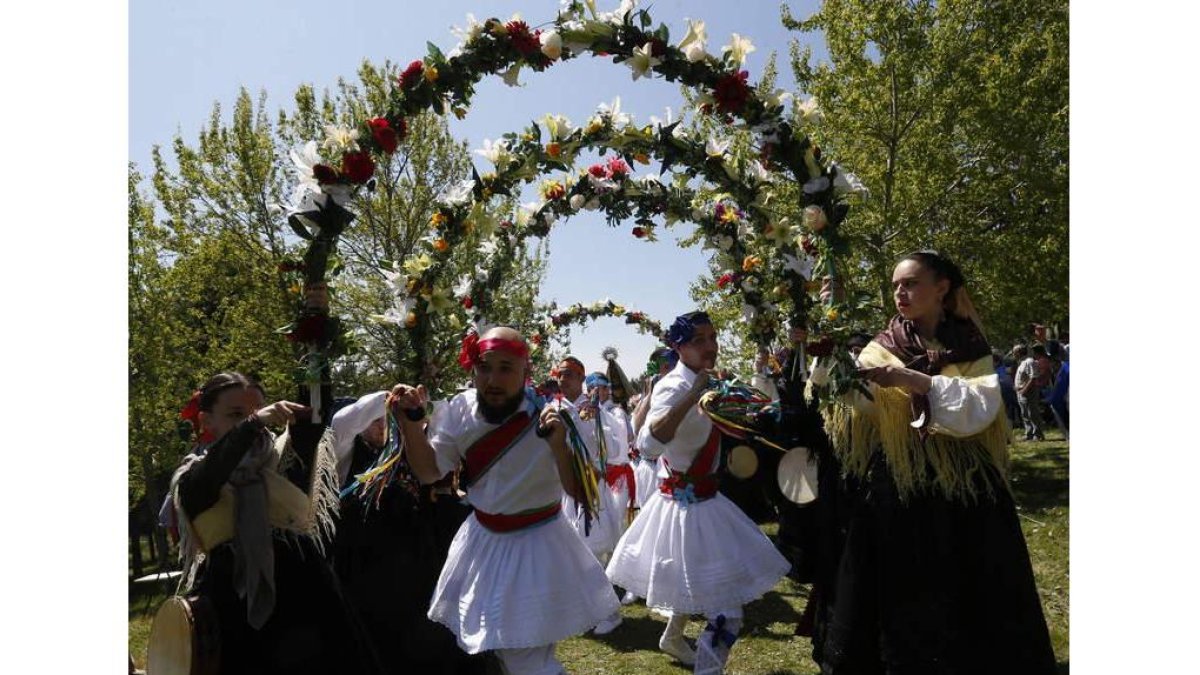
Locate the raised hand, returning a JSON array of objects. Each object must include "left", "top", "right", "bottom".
[{"left": 255, "top": 401, "right": 310, "bottom": 427}]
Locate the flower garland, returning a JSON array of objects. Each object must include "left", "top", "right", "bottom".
[
  {"left": 285, "top": 0, "right": 868, "bottom": 403},
  {"left": 527, "top": 298, "right": 663, "bottom": 353}
]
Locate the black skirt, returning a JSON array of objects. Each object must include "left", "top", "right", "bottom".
[
  {"left": 811, "top": 453, "right": 1057, "bottom": 675},
  {"left": 195, "top": 536, "right": 384, "bottom": 675}
]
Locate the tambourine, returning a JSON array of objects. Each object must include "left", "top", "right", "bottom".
[
  {"left": 777, "top": 446, "right": 819, "bottom": 504},
  {"left": 726, "top": 444, "right": 759, "bottom": 479}
]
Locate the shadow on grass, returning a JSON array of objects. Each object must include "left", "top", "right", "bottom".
[
  {"left": 578, "top": 614, "right": 669, "bottom": 654},
  {"left": 1009, "top": 439, "right": 1070, "bottom": 512},
  {"left": 743, "top": 590, "right": 808, "bottom": 639}
]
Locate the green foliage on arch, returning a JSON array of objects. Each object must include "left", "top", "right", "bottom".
[{"left": 286, "top": 1, "right": 867, "bottom": 400}]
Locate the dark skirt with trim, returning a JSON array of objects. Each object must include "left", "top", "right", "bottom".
[{"left": 810, "top": 453, "right": 1058, "bottom": 675}]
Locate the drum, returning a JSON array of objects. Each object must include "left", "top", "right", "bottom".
[
  {"left": 777, "top": 446, "right": 819, "bottom": 504},
  {"left": 147, "top": 595, "right": 220, "bottom": 675}
]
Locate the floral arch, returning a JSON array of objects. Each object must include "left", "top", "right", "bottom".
[{"left": 285, "top": 1, "right": 867, "bottom": 411}]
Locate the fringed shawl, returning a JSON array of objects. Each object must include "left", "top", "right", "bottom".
[{"left": 821, "top": 339, "right": 1011, "bottom": 504}]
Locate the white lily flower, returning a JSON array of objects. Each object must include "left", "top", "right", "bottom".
[
  {"left": 832, "top": 163, "right": 868, "bottom": 197},
  {"left": 475, "top": 138, "right": 513, "bottom": 167},
  {"left": 722, "top": 33, "right": 756, "bottom": 67},
  {"left": 747, "top": 159, "right": 773, "bottom": 183},
  {"left": 649, "top": 106, "right": 674, "bottom": 129},
  {"left": 569, "top": 194, "right": 586, "bottom": 211},
  {"left": 783, "top": 252, "right": 816, "bottom": 280},
  {"left": 437, "top": 179, "right": 476, "bottom": 206},
  {"left": 677, "top": 18, "right": 708, "bottom": 63},
  {"left": 797, "top": 97, "right": 823, "bottom": 125},
  {"left": 425, "top": 287, "right": 456, "bottom": 315},
  {"left": 620, "top": 42, "right": 662, "bottom": 80},
  {"left": 478, "top": 238, "right": 499, "bottom": 259},
  {"left": 599, "top": 0, "right": 637, "bottom": 25},
  {"left": 322, "top": 124, "right": 360, "bottom": 154},
  {"left": 290, "top": 141, "right": 324, "bottom": 188},
  {"left": 541, "top": 30, "right": 564, "bottom": 60},
  {"left": 765, "top": 89, "right": 793, "bottom": 109},
  {"left": 706, "top": 137, "right": 731, "bottom": 158},
  {"left": 597, "top": 97, "right": 632, "bottom": 127},
  {"left": 502, "top": 63, "right": 523, "bottom": 87},
  {"left": 542, "top": 113, "right": 573, "bottom": 141},
  {"left": 763, "top": 218, "right": 797, "bottom": 247},
  {"left": 742, "top": 303, "right": 758, "bottom": 323},
  {"left": 402, "top": 253, "right": 434, "bottom": 277},
  {"left": 453, "top": 274, "right": 474, "bottom": 298},
  {"left": 809, "top": 359, "right": 831, "bottom": 387},
  {"left": 451, "top": 13, "right": 482, "bottom": 44}
]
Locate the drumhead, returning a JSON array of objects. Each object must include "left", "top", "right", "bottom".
[
  {"left": 147, "top": 596, "right": 193, "bottom": 675},
  {"left": 777, "top": 446, "right": 818, "bottom": 504},
  {"left": 727, "top": 444, "right": 758, "bottom": 479}
]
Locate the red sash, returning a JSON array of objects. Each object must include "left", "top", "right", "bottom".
[
  {"left": 462, "top": 410, "right": 536, "bottom": 488},
  {"left": 659, "top": 428, "right": 722, "bottom": 501},
  {"left": 474, "top": 501, "right": 562, "bottom": 533},
  {"left": 606, "top": 463, "right": 637, "bottom": 508}
]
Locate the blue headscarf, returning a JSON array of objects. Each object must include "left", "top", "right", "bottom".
[
  {"left": 585, "top": 372, "right": 610, "bottom": 389},
  {"left": 665, "top": 311, "right": 712, "bottom": 349}
]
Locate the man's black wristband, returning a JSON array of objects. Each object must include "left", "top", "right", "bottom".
[{"left": 404, "top": 406, "right": 427, "bottom": 422}]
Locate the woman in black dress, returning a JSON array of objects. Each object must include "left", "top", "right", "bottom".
[{"left": 810, "top": 251, "right": 1057, "bottom": 674}]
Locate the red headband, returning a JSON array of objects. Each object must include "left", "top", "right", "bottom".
[
  {"left": 555, "top": 360, "right": 585, "bottom": 378},
  {"left": 459, "top": 332, "right": 531, "bottom": 370}
]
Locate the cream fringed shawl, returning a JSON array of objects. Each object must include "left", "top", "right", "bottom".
[{"left": 820, "top": 341, "right": 1011, "bottom": 503}]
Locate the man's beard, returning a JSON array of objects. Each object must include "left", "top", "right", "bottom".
[{"left": 477, "top": 389, "right": 525, "bottom": 424}]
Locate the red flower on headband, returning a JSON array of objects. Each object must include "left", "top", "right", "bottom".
[
  {"left": 458, "top": 331, "right": 480, "bottom": 371},
  {"left": 462, "top": 296, "right": 474, "bottom": 310},
  {"left": 179, "top": 390, "right": 202, "bottom": 425}
]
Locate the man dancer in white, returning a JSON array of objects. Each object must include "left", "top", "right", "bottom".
[
  {"left": 588, "top": 372, "right": 636, "bottom": 537},
  {"left": 553, "top": 357, "right": 624, "bottom": 634},
  {"left": 607, "top": 312, "right": 791, "bottom": 674},
  {"left": 394, "top": 327, "right": 619, "bottom": 675}
]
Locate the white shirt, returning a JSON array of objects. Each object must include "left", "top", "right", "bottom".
[
  {"left": 634, "top": 361, "right": 714, "bottom": 472},
  {"left": 601, "top": 402, "right": 631, "bottom": 465},
  {"left": 427, "top": 390, "right": 563, "bottom": 515},
  {"left": 330, "top": 390, "right": 388, "bottom": 485}
]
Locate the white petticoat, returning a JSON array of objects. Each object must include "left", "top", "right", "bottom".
[
  {"left": 633, "top": 458, "right": 662, "bottom": 509},
  {"left": 562, "top": 482, "right": 623, "bottom": 558},
  {"left": 428, "top": 511, "right": 620, "bottom": 653},
  {"left": 606, "top": 491, "right": 790, "bottom": 616}
]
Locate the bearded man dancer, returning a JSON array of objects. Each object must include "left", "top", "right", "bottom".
[
  {"left": 393, "top": 327, "right": 619, "bottom": 675},
  {"left": 607, "top": 311, "right": 790, "bottom": 674}
]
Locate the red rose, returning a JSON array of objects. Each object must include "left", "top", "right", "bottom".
[
  {"left": 341, "top": 151, "right": 375, "bottom": 183},
  {"left": 312, "top": 164, "right": 339, "bottom": 184},
  {"left": 367, "top": 118, "right": 399, "bottom": 154},
  {"left": 399, "top": 60, "right": 424, "bottom": 89},
  {"left": 606, "top": 157, "right": 630, "bottom": 178},
  {"left": 462, "top": 296, "right": 473, "bottom": 310},
  {"left": 716, "top": 272, "right": 736, "bottom": 289},
  {"left": 506, "top": 21, "right": 541, "bottom": 56},
  {"left": 713, "top": 70, "right": 751, "bottom": 115},
  {"left": 800, "top": 236, "right": 819, "bottom": 256},
  {"left": 632, "top": 226, "right": 646, "bottom": 238},
  {"left": 588, "top": 164, "right": 608, "bottom": 178}
]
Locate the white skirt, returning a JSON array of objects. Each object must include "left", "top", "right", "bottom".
[
  {"left": 606, "top": 491, "right": 791, "bottom": 616},
  {"left": 428, "top": 511, "right": 620, "bottom": 653},
  {"left": 562, "top": 481, "right": 623, "bottom": 558},
  {"left": 634, "top": 458, "right": 662, "bottom": 509}
]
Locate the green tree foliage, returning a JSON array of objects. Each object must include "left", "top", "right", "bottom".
[
  {"left": 129, "top": 61, "right": 546, "bottom": 508},
  {"left": 783, "top": 0, "right": 1068, "bottom": 345}
]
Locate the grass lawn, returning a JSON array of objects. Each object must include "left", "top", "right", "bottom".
[{"left": 129, "top": 432, "right": 1069, "bottom": 673}]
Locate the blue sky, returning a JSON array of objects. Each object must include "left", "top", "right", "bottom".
[{"left": 130, "top": 0, "right": 826, "bottom": 377}]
